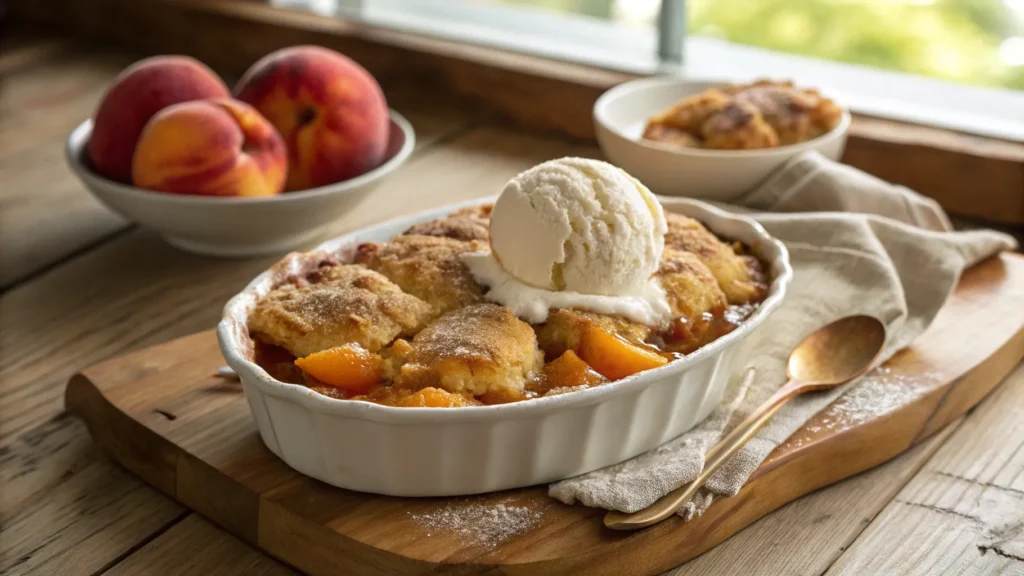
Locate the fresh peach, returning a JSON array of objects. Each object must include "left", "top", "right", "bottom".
[
  {"left": 131, "top": 98, "right": 287, "bottom": 197},
  {"left": 88, "top": 56, "right": 230, "bottom": 183},
  {"left": 234, "top": 46, "right": 389, "bottom": 191}
]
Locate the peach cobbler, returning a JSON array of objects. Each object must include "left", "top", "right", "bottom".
[
  {"left": 247, "top": 159, "right": 769, "bottom": 407},
  {"left": 643, "top": 80, "right": 844, "bottom": 150}
]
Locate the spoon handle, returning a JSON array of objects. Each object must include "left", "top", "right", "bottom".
[{"left": 604, "top": 380, "right": 802, "bottom": 530}]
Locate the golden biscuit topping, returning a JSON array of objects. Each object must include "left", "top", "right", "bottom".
[
  {"left": 248, "top": 264, "right": 433, "bottom": 358},
  {"left": 403, "top": 206, "right": 492, "bottom": 241},
  {"left": 354, "top": 234, "right": 485, "bottom": 315}
]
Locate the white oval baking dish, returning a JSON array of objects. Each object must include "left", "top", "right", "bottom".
[{"left": 218, "top": 197, "right": 792, "bottom": 496}]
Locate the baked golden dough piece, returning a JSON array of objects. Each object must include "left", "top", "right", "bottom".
[
  {"left": 700, "top": 102, "right": 780, "bottom": 150},
  {"left": 535, "top": 308, "right": 651, "bottom": 360},
  {"left": 354, "top": 235, "right": 485, "bottom": 315},
  {"left": 392, "top": 303, "right": 543, "bottom": 396},
  {"left": 403, "top": 205, "right": 493, "bottom": 242},
  {"left": 664, "top": 212, "right": 767, "bottom": 305},
  {"left": 658, "top": 248, "right": 727, "bottom": 321},
  {"left": 248, "top": 264, "right": 434, "bottom": 358},
  {"left": 657, "top": 248, "right": 731, "bottom": 353},
  {"left": 647, "top": 90, "right": 731, "bottom": 133},
  {"left": 733, "top": 85, "right": 840, "bottom": 145}
]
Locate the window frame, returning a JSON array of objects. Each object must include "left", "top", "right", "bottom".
[{"left": 272, "top": 0, "right": 1024, "bottom": 141}]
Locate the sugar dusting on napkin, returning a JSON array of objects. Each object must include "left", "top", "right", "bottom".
[{"left": 549, "top": 151, "right": 1017, "bottom": 519}]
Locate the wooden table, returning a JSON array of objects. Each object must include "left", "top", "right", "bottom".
[{"left": 3, "top": 40, "right": 1024, "bottom": 576}]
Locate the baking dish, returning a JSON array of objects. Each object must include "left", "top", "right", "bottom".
[{"left": 217, "top": 196, "right": 792, "bottom": 496}]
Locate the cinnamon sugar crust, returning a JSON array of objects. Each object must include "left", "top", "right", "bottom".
[
  {"left": 701, "top": 102, "right": 780, "bottom": 150},
  {"left": 658, "top": 248, "right": 728, "bottom": 320},
  {"left": 248, "top": 264, "right": 433, "bottom": 358},
  {"left": 403, "top": 205, "right": 493, "bottom": 242},
  {"left": 393, "top": 303, "right": 543, "bottom": 396},
  {"left": 354, "top": 234, "right": 486, "bottom": 315},
  {"left": 664, "top": 212, "right": 767, "bottom": 305}
]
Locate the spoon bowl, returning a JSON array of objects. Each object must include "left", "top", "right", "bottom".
[{"left": 787, "top": 315, "right": 887, "bottom": 387}]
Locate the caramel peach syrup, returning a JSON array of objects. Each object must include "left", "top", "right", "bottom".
[
  {"left": 87, "top": 56, "right": 230, "bottom": 184},
  {"left": 234, "top": 45, "right": 390, "bottom": 191},
  {"left": 132, "top": 98, "right": 287, "bottom": 197}
]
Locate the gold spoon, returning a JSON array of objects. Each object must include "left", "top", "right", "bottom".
[{"left": 604, "top": 315, "right": 886, "bottom": 531}]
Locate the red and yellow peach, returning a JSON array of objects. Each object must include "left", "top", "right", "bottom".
[
  {"left": 234, "top": 46, "right": 389, "bottom": 191},
  {"left": 131, "top": 98, "right": 287, "bottom": 197},
  {"left": 87, "top": 56, "right": 230, "bottom": 183}
]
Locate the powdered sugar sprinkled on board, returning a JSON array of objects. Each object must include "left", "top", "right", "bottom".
[
  {"left": 410, "top": 499, "right": 542, "bottom": 549},
  {"left": 826, "top": 366, "right": 937, "bottom": 428},
  {"left": 787, "top": 365, "right": 940, "bottom": 448}
]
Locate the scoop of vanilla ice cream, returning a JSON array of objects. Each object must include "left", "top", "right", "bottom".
[{"left": 489, "top": 157, "right": 666, "bottom": 296}]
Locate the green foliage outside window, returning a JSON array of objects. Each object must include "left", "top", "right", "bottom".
[
  {"left": 485, "top": 0, "right": 1024, "bottom": 91},
  {"left": 689, "top": 0, "right": 1023, "bottom": 91}
]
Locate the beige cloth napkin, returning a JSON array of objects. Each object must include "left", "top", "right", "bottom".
[{"left": 549, "top": 151, "right": 1018, "bottom": 519}]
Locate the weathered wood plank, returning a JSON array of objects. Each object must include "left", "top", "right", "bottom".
[
  {"left": 0, "top": 413, "right": 186, "bottom": 576},
  {"left": 0, "top": 47, "right": 133, "bottom": 288},
  {"left": 826, "top": 363, "right": 1024, "bottom": 575},
  {"left": 666, "top": 422, "right": 959, "bottom": 575},
  {"left": 102, "top": 515, "right": 294, "bottom": 576},
  {"left": 0, "top": 35, "right": 68, "bottom": 76}
]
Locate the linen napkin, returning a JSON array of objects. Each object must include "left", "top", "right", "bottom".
[{"left": 549, "top": 151, "right": 1018, "bottom": 519}]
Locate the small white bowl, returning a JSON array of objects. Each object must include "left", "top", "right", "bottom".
[
  {"left": 66, "top": 110, "right": 415, "bottom": 257},
  {"left": 218, "top": 196, "right": 792, "bottom": 497},
  {"left": 594, "top": 77, "right": 851, "bottom": 202}
]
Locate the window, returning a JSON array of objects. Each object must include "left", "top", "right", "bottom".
[
  {"left": 273, "top": 0, "right": 1024, "bottom": 140},
  {"left": 691, "top": 0, "right": 1023, "bottom": 93},
  {"left": 271, "top": 0, "right": 662, "bottom": 69}
]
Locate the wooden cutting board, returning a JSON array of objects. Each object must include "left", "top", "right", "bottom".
[{"left": 66, "top": 253, "right": 1024, "bottom": 576}]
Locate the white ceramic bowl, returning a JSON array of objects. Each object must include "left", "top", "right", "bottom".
[
  {"left": 594, "top": 77, "right": 851, "bottom": 202},
  {"left": 66, "top": 111, "right": 415, "bottom": 257},
  {"left": 218, "top": 197, "right": 792, "bottom": 496}
]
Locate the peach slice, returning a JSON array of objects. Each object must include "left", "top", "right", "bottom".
[
  {"left": 578, "top": 324, "right": 668, "bottom": 381},
  {"left": 542, "top": 350, "right": 606, "bottom": 391},
  {"left": 295, "top": 344, "right": 382, "bottom": 394},
  {"left": 397, "top": 387, "right": 480, "bottom": 408}
]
